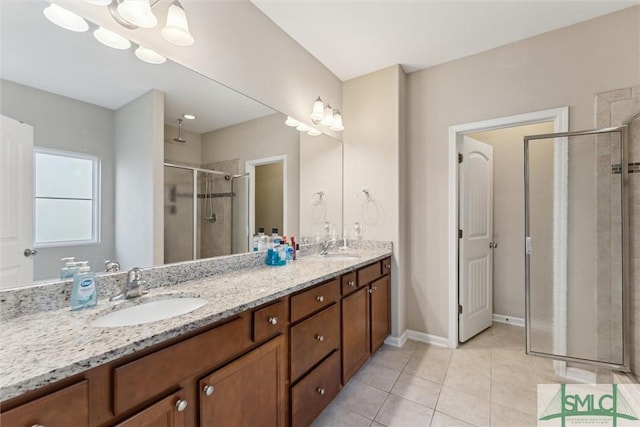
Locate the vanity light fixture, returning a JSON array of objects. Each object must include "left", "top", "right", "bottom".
[
  {"left": 116, "top": 0, "right": 157, "bottom": 28},
  {"left": 161, "top": 1, "right": 194, "bottom": 46},
  {"left": 135, "top": 46, "right": 166, "bottom": 64},
  {"left": 309, "top": 96, "right": 344, "bottom": 131},
  {"left": 94, "top": 26, "right": 131, "bottom": 50},
  {"left": 296, "top": 123, "right": 312, "bottom": 132},
  {"left": 285, "top": 116, "right": 299, "bottom": 127},
  {"left": 182, "top": 114, "right": 196, "bottom": 120},
  {"left": 307, "top": 129, "right": 322, "bottom": 137},
  {"left": 85, "top": 0, "right": 112, "bottom": 5},
  {"left": 284, "top": 116, "right": 321, "bottom": 136},
  {"left": 43, "top": 3, "right": 89, "bottom": 33}
]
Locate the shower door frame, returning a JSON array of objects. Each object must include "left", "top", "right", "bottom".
[
  {"left": 164, "top": 163, "right": 229, "bottom": 261},
  {"left": 524, "top": 124, "right": 631, "bottom": 372}
]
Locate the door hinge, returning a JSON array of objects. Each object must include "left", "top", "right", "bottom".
[
  {"left": 458, "top": 153, "right": 463, "bottom": 163},
  {"left": 458, "top": 304, "right": 463, "bottom": 314},
  {"left": 458, "top": 229, "right": 463, "bottom": 239}
]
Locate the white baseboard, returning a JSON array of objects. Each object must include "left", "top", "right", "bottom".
[
  {"left": 385, "top": 329, "right": 449, "bottom": 348},
  {"left": 492, "top": 313, "right": 525, "bottom": 327}
]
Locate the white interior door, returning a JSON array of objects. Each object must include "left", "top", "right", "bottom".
[
  {"left": 459, "top": 136, "right": 494, "bottom": 342},
  {"left": 0, "top": 115, "right": 34, "bottom": 288}
]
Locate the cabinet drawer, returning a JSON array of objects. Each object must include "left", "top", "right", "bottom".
[
  {"left": 291, "top": 278, "right": 339, "bottom": 323},
  {"left": 357, "top": 261, "right": 382, "bottom": 286},
  {"left": 291, "top": 350, "right": 341, "bottom": 427},
  {"left": 290, "top": 304, "right": 339, "bottom": 381},
  {"left": 113, "top": 317, "right": 244, "bottom": 415},
  {"left": 252, "top": 299, "right": 286, "bottom": 342},
  {"left": 1, "top": 380, "right": 89, "bottom": 427},
  {"left": 114, "top": 389, "right": 186, "bottom": 427},
  {"left": 382, "top": 257, "right": 392, "bottom": 275},
  {"left": 341, "top": 271, "right": 358, "bottom": 295}
]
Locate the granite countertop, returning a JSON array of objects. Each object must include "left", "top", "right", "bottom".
[{"left": 0, "top": 249, "right": 391, "bottom": 401}]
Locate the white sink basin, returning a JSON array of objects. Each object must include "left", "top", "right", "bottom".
[{"left": 92, "top": 298, "right": 207, "bottom": 327}]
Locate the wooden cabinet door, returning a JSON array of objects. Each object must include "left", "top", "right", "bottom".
[
  {"left": 0, "top": 380, "right": 88, "bottom": 427},
  {"left": 370, "top": 275, "right": 391, "bottom": 353},
  {"left": 341, "top": 286, "right": 370, "bottom": 384},
  {"left": 114, "top": 390, "right": 186, "bottom": 427},
  {"left": 200, "top": 335, "right": 286, "bottom": 427}
]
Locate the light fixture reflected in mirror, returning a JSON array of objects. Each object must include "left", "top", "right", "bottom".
[
  {"left": 307, "top": 129, "right": 322, "bottom": 136},
  {"left": 94, "top": 26, "right": 131, "bottom": 50},
  {"left": 285, "top": 116, "right": 299, "bottom": 127},
  {"left": 162, "top": 1, "right": 194, "bottom": 46},
  {"left": 117, "top": 0, "right": 157, "bottom": 28},
  {"left": 85, "top": 0, "right": 112, "bottom": 5},
  {"left": 43, "top": 3, "right": 89, "bottom": 33},
  {"left": 182, "top": 113, "right": 196, "bottom": 120},
  {"left": 135, "top": 46, "right": 166, "bottom": 64}
]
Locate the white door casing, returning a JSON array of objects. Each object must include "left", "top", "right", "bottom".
[
  {"left": 0, "top": 114, "right": 34, "bottom": 288},
  {"left": 459, "top": 136, "right": 494, "bottom": 342}
]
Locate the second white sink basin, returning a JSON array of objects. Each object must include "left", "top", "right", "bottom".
[
  {"left": 92, "top": 297, "right": 207, "bottom": 328},
  {"left": 319, "top": 253, "right": 360, "bottom": 261}
]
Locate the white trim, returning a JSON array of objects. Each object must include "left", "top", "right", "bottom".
[
  {"left": 448, "top": 107, "right": 569, "bottom": 349},
  {"left": 384, "top": 331, "right": 408, "bottom": 348},
  {"left": 406, "top": 329, "right": 449, "bottom": 348},
  {"left": 492, "top": 314, "right": 525, "bottom": 327},
  {"left": 245, "top": 155, "right": 288, "bottom": 245}
]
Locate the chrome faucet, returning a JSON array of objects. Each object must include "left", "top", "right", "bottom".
[
  {"left": 319, "top": 236, "right": 337, "bottom": 256},
  {"left": 105, "top": 260, "right": 120, "bottom": 273},
  {"left": 110, "top": 267, "right": 145, "bottom": 301}
]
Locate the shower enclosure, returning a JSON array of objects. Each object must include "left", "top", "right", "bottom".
[
  {"left": 164, "top": 163, "right": 249, "bottom": 264},
  {"left": 524, "top": 112, "right": 637, "bottom": 372}
]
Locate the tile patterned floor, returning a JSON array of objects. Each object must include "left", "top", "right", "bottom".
[{"left": 311, "top": 322, "right": 591, "bottom": 427}]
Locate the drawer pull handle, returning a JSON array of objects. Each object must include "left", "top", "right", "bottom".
[
  {"left": 348, "top": 280, "right": 355, "bottom": 287},
  {"left": 316, "top": 295, "right": 324, "bottom": 302},
  {"left": 369, "top": 286, "right": 377, "bottom": 294},
  {"left": 315, "top": 334, "right": 324, "bottom": 342},
  {"left": 176, "top": 399, "right": 188, "bottom": 412},
  {"left": 203, "top": 385, "right": 215, "bottom": 396},
  {"left": 268, "top": 317, "right": 278, "bottom": 325},
  {"left": 32, "top": 425, "right": 45, "bottom": 427},
  {"left": 316, "top": 387, "right": 325, "bottom": 395},
  {"left": 385, "top": 264, "right": 391, "bottom": 269}
]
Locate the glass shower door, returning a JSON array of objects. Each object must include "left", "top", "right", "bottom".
[
  {"left": 524, "top": 125, "right": 629, "bottom": 371},
  {"left": 164, "top": 166, "right": 194, "bottom": 264}
]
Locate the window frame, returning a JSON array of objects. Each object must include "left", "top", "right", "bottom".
[{"left": 33, "top": 147, "right": 101, "bottom": 248}]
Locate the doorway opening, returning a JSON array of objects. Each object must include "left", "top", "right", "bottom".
[
  {"left": 448, "top": 107, "right": 569, "bottom": 348},
  {"left": 246, "top": 155, "right": 287, "bottom": 246}
]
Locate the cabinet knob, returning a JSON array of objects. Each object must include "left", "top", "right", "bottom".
[
  {"left": 369, "top": 286, "right": 377, "bottom": 294},
  {"left": 176, "top": 399, "right": 188, "bottom": 412},
  {"left": 316, "top": 295, "right": 324, "bottom": 302},
  {"left": 31, "top": 425, "right": 45, "bottom": 427},
  {"left": 316, "top": 387, "right": 325, "bottom": 395},
  {"left": 385, "top": 264, "right": 391, "bottom": 269},
  {"left": 348, "top": 280, "right": 355, "bottom": 287},
  {"left": 315, "top": 334, "right": 324, "bottom": 342},
  {"left": 203, "top": 385, "right": 215, "bottom": 396},
  {"left": 268, "top": 317, "right": 278, "bottom": 325}
]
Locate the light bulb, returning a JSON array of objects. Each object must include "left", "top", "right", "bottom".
[
  {"left": 94, "top": 27, "right": 131, "bottom": 50},
  {"left": 43, "top": 3, "right": 89, "bottom": 32},
  {"left": 310, "top": 96, "right": 324, "bottom": 124},
  {"left": 182, "top": 114, "right": 196, "bottom": 120},
  {"left": 330, "top": 109, "right": 344, "bottom": 131},
  {"left": 320, "top": 104, "right": 333, "bottom": 126},
  {"left": 285, "top": 116, "right": 299, "bottom": 127},
  {"left": 135, "top": 46, "right": 166, "bottom": 64},
  {"left": 161, "top": 1, "right": 194, "bottom": 46},
  {"left": 85, "top": 0, "right": 112, "bottom": 5},
  {"left": 307, "top": 129, "right": 321, "bottom": 136},
  {"left": 117, "top": 0, "right": 157, "bottom": 28},
  {"left": 296, "top": 123, "right": 311, "bottom": 132}
]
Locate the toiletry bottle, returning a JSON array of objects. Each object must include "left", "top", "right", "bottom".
[
  {"left": 253, "top": 235, "right": 259, "bottom": 252},
  {"left": 291, "top": 236, "right": 297, "bottom": 260},
  {"left": 257, "top": 227, "right": 266, "bottom": 250},
  {"left": 60, "top": 257, "right": 78, "bottom": 279},
  {"left": 70, "top": 266, "right": 98, "bottom": 310}
]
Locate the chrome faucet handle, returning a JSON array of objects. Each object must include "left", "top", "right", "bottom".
[
  {"left": 110, "top": 267, "right": 144, "bottom": 301},
  {"left": 105, "top": 260, "right": 120, "bottom": 273}
]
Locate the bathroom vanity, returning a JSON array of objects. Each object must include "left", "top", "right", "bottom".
[{"left": 0, "top": 249, "right": 391, "bottom": 427}]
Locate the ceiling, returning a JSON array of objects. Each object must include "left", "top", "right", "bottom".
[
  {"left": 0, "top": 1, "right": 274, "bottom": 134},
  {"left": 252, "top": 0, "right": 639, "bottom": 81}
]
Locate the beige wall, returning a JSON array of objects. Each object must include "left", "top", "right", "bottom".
[
  {"left": 469, "top": 122, "right": 553, "bottom": 319},
  {"left": 164, "top": 124, "right": 203, "bottom": 167},
  {"left": 255, "top": 163, "right": 284, "bottom": 235},
  {"left": 61, "top": 2, "right": 342, "bottom": 140},
  {"left": 406, "top": 6, "right": 640, "bottom": 338},
  {"left": 299, "top": 133, "right": 343, "bottom": 239},
  {"left": 201, "top": 113, "right": 300, "bottom": 237},
  {"left": 343, "top": 65, "right": 406, "bottom": 337},
  {"left": 115, "top": 90, "right": 164, "bottom": 269}
]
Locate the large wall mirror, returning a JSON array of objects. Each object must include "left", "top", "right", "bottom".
[{"left": 0, "top": 1, "right": 342, "bottom": 288}]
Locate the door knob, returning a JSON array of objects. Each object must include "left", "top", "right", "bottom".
[
  {"left": 489, "top": 242, "right": 498, "bottom": 249},
  {"left": 23, "top": 248, "right": 38, "bottom": 257}
]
